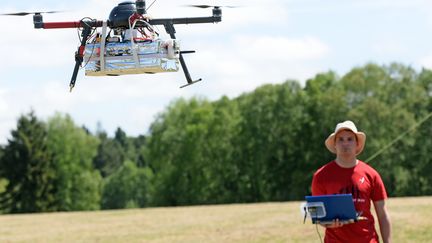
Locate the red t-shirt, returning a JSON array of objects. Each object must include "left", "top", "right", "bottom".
[{"left": 311, "top": 160, "right": 387, "bottom": 243}]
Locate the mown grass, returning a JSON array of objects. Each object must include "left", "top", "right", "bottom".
[{"left": 0, "top": 196, "right": 431, "bottom": 242}]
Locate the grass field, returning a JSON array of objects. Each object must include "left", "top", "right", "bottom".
[{"left": 0, "top": 196, "right": 431, "bottom": 242}]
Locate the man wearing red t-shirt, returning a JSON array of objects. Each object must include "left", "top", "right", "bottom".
[{"left": 311, "top": 120, "right": 392, "bottom": 243}]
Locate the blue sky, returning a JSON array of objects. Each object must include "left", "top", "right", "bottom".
[{"left": 1, "top": 0, "right": 432, "bottom": 144}]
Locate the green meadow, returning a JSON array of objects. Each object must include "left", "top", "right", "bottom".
[{"left": 0, "top": 196, "right": 431, "bottom": 242}]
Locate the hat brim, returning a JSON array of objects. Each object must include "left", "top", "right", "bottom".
[{"left": 325, "top": 131, "right": 366, "bottom": 155}]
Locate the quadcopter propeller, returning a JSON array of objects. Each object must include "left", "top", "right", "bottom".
[
  {"left": 185, "top": 5, "right": 239, "bottom": 9},
  {"left": 0, "top": 11, "right": 62, "bottom": 16}
]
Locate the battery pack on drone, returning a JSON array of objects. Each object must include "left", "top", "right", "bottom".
[{"left": 84, "top": 38, "right": 180, "bottom": 76}]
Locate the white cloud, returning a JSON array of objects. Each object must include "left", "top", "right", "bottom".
[
  {"left": 0, "top": 11, "right": 89, "bottom": 68},
  {"left": 372, "top": 41, "right": 407, "bottom": 57},
  {"left": 286, "top": 0, "right": 430, "bottom": 14},
  {"left": 0, "top": 89, "right": 8, "bottom": 113},
  {"left": 418, "top": 55, "right": 432, "bottom": 69},
  {"left": 173, "top": 35, "right": 330, "bottom": 99},
  {"left": 0, "top": 89, "right": 21, "bottom": 144},
  {"left": 234, "top": 36, "right": 329, "bottom": 61},
  {"left": 0, "top": 121, "right": 14, "bottom": 145}
]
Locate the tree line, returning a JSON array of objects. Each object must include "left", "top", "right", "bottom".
[{"left": 0, "top": 63, "right": 431, "bottom": 214}]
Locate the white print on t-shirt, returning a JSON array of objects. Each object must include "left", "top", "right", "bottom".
[{"left": 353, "top": 198, "right": 366, "bottom": 203}]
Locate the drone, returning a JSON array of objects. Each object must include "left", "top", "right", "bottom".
[{"left": 2, "top": 1, "right": 224, "bottom": 91}]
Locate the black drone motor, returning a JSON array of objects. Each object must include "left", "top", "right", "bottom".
[
  {"left": 135, "top": 0, "right": 146, "bottom": 15},
  {"left": 109, "top": 1, "right": 146, "bottom": 29}
]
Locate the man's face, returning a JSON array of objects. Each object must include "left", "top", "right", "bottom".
[{"left": 334, "top": 130, "right": 358, "bottom": 156}]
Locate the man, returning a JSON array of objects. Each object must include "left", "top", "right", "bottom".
[{"left": 311, "top": 120, "right": 392, "bottom": 243}]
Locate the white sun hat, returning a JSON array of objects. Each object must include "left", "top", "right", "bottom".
[{"left": 325, "top": 120, "right": 366, "bottom": 155}]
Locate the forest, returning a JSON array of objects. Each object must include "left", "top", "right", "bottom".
[{"left": 0, "top": 63, "right": 431, "bottom": 214}]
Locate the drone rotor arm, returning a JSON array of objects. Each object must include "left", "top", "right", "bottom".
[
  {"left": 34, "top": 20, "right": 104, "bottom": 29},
  {"left": 32, "top": 13, "right": 104, "bottom": 29},
  {"left": 149, "top": 16, "right": 221, "bottom": 26}
]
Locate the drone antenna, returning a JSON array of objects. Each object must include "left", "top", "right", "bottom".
[{"left": 146, "top": 0, "right": 158, "bottom": 11}]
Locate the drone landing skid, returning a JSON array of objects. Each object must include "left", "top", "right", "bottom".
[
  {"left": 180, "top": 78, "right": 202, "bottom": 88},
  {"left": 178, "top": 50, "right": 201, "bottom": 88}
]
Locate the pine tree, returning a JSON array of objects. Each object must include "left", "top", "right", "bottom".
[{"left": 0, "top": 111, "right": 56, "bottom": 213}]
